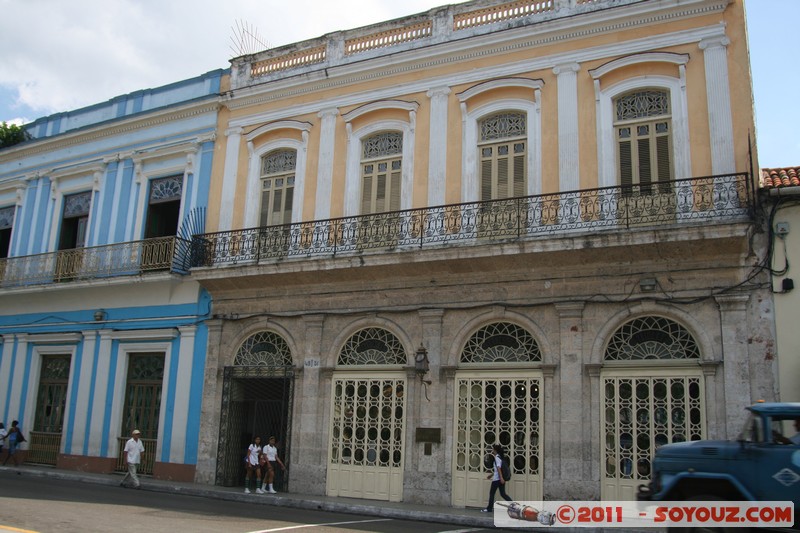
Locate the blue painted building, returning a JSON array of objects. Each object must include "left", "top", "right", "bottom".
[{"left": 0, "top": 70, "right": 223, "bottom": 481}]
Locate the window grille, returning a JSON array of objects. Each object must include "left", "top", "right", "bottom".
[
  {"left": 362, "top": 132, "right": 402, "bottom": 159},
  {"left": 260, "top": 149, "right": 296, "bottom": 227},
  {"left": 261, "top": 149, "right": 297, "bottom": 175},
  {"left": 338, "top": 328, "right": 406, "bottom": 366},
  {"left": 361, "top": 133, "right": 402, "bottom": 215},
  {"left": 615, "top": 90, "right": 670, "bottom": 121},
  {"left": 461, "top": 322, "right": 541, "bottom": 363},
  {"left": 63, "top": 192, "right": 91, "bottom": 218},
  {"left": 234, "top": 331, "right": 293, "bottom": 367},
  {"left": 479, "top": 112, "right": 526, "bottom": 142},
  {"left": 34, "top": 354, "right": 70, "bottom": 433},
  {"left": 604, "top": 316, "right": 700, "bottom": 360},
  {"left": 149, "top": 175, "right": 183, "bottom": 204},
  {"left": 122, "top": 353, "right": 164, "bottom": 440},
  {"left": 478, "top": 113, "right": 527, "bottom": 201},
  {"left": 0, "top": 206, "right": 14, "bottom": 229},
  {"left": 614, "top": 90, "right": 673, "bottom": 191}
]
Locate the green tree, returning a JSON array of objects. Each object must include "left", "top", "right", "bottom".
[{"left": 0, "top": 121, "right": 31, "bottom": 149}]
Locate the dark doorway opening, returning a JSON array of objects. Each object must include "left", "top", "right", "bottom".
[{"left": 216, "top": 368, "right": 293, "bottom": 489}]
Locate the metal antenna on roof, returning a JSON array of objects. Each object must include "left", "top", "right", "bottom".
[{"left": 229, "top": 19, "right": 269, "bottom": 58}]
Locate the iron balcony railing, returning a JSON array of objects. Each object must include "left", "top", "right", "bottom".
[
  {"left": 0, "top": 235, "right": 192, "bottom": 288},
  {"left": 192, "top": 173, "right": 752, "bottom": 268}
]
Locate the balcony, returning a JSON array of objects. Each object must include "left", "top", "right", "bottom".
[
  {"left": 0, "top": 236, "right": 191, "bottom": 289},
  {"left": 191, "top": 173, "right": 753, "bottom": 268},
  {"left": 230, "top": 0, "right": 691, "bottom": 90}
]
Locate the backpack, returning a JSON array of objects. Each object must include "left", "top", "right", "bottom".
[{"left": 500, "top": 456, "right": 511, "bottom": 481}]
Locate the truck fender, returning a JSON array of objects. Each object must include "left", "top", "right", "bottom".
[{"left": 660, "top": 471, "right": 755, "bottom": 501}]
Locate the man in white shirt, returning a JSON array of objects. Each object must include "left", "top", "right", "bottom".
[{"left": 120, "top": 429, "right": 145, "bottom": 489}]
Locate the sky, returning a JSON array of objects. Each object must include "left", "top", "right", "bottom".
[{"left": 0, "top": 0, "right": 795, "bottom": 168}]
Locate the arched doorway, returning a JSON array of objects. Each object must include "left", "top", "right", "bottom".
[
  {"left": 600, "top": 315, "right": 706, "bottom": 500},
  {"left": 216, "top": 331, "right": 294, "bottom": 488},
  {"left": 326, "top": 327, "right": 407, "bottom": 501},
  {"left": 452, "top": 321, "right": 544, "bottom": 508}
]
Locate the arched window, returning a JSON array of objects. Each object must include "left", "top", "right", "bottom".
[
  {"left": 614, "top": 90, "right": 673, "bottom": 193},
  {"left": 460, "top": 322, "right": 541, "bottom": 363},
  {"left": 338, "top": 327, "right": 406, "bottom": 366},
  {"left": 478, "top": 112, "right": 527, "bottom": 202},
  {"left": 360, "top": 132, "right": 402, "bottom": 215},
  {"left": 604, "top": 316, "right": 700, "bottom": 360},
  {"left": 234, "top": 331, "right": 293, "bottom": 366},
  {"left": 260, "top": 149, "right": 296, "bottom": 227}
]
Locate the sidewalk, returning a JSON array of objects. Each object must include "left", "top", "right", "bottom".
[{"left": 4, "top": 464, "right": 497, "bottom": 530}]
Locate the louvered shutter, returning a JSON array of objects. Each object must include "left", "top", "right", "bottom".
[
  {"left": 655, "top": 125, "right": 672, "bottom": 184},
  {"left": 389, "top": 161, "right": 401, "bottom": 212},
  {"left": 637, "top": 135, "right": 652, "bottom": 192},
  {"left": 283, "top": 180, "right": 294, "bottom": 225},
  {"left": 513, "top": 143, "right": 526, "bottom": 197},
  {"left": 481, "top": 149, "right": 493, "bottom": 203},
  {"left": 361, "top": 169, "right": 373, "bottom": 214},
  {"left": 618, "top": 138, "right": 633, "bottom": 189}
]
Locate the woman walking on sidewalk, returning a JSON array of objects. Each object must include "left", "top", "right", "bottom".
[
  {"left": 2, "top": 420, "right": 24, "bottom": 466},
  {"left": 482, "top": 444, "right": 512, "bottom": 513},
  {"left": 244, "top": 436, "right": 264, "bottom": 494},
  {"left": 260, "top": 436, "right": 285, "bottom": 494}
]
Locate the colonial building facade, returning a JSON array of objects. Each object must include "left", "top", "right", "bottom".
[
  {"left": 0, "top": 70, "right": 223, "bottom": 481},
  {"left": 190, "top": 0, "right": 774, "bottom": 506},
  {"left": 761, "top": 166, "right": 800, "bottom": 404}
]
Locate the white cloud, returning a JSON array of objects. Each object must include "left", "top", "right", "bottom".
[{"left": 0, "top": 0, "right": 449, "bottom": 119}]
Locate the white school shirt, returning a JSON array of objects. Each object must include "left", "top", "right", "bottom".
[
  {"left": 264, "top": 444, "right": 278, "bottom": 461},
  {"left": 247, "top": 444, "right": 262, "bottom": 466}
]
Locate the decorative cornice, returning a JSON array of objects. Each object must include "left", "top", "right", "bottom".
[
  {"left": 456, "top": 77, "right": 544, "bottom": 103},
  {"left": 226, "top": 22, "right": 726, "bottom": 128},
  {"left": 245, "top": 120, "right": 312, "bottom": 142},
  {"left": 49, "top": 162, "right": 106, "bottom": 181},
  {"left": 342, "top": 100, "right": 419, "bottom": 123},
  {"left": 589, "top": 51, "right": 690, "bottom": 80},
  {"left": 0, "top": 101, "right": 220, "bottom": 163}
]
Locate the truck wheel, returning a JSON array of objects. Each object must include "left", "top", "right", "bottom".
[{"left": 666, "top": 495, "right": 735, "bottom": 533}]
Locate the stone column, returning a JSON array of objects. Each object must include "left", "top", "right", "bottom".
[
  {"left": 553, "top": 62, "right": 581, "bottom": 192},
  {"left": 426, "top": 88, "right": 450, "bottom": 208},
  {"left": 699, "top": 36, "right": 735, "bottom": 175},
  {"left": 219, "top": 127, "right": 242, "bottom": 231},
  {"left": 291, "top": 314, "right": 326, "bottom": 493},
  {"left": 170, "top": 325, "right": 197, "bottom": 464},
  {"left": 69, "top": 330, "right": 98, "bottom": 455},
  {"left": 315, "top": 109, "right": 339, "bottom": 221},
  {"left": 195, "top": 318, "right": 224, "bottom": 484},
  {"left": 554, "top": 302, "right": 586, "bottom": 494},
  {"left": 715, "top": 294, "right": 751, "bottom": 435}
]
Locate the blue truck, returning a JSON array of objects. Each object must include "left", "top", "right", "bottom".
[{"left": 638, "top": 402, "right": 799, "bottom": 529}]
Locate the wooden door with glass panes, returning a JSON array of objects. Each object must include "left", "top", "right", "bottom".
[
  {"left": 614, "top": 89, "right": 676, "bottom": 225},
  {"left": 477, "top": 112, "right": 527, "bottom": 236},
  {"left": 452, "top": 372, "right": 543, "bottom": 508},
  {"left": 327, "top": 374, "right": 406, "bottom": 501},
  {"left": 117, "top": 353, "right": 164, "bottom": 475},
  {"left": 600, "top": 315, "right": 705, "bottom": 500},
  {"left": 359, "top": 132, "right": 402, "bottom": 249},
  {"left": 601, "top": 371, "right": 705, "bottom": 500},
  {"left": 260, "top": 149, "right": 295, "bottom": 255},
  {"left": 28, "top": 354, "right": 71, "bottom": 465}
]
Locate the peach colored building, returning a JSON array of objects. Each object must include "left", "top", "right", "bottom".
[{"left": 191, "top": 0, "right": 774, "bottom": 506}]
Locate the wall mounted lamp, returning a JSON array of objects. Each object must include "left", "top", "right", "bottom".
[
  {"left": 93, "top": 309, "right": 107, "bottom": 322},
  {"left": 415, "top": 345, "right": 432, "bottom": 401},
  {"left": 639, "top": 278, "right": 657, "bottom": 292}
]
